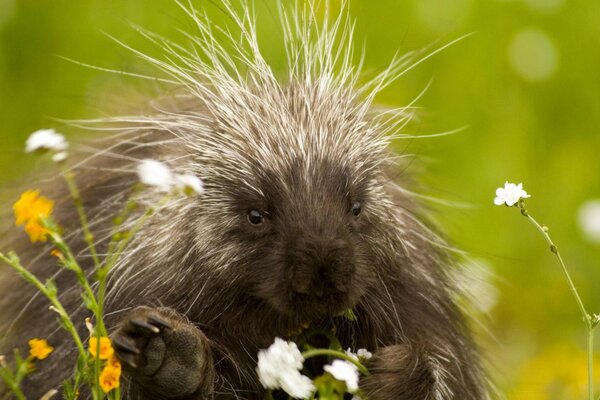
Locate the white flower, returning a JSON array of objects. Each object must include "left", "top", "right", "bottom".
[
  {"left": 345, "top": 348, "right": 372, "bottom": 361},
  {"left": 578, "top": 200, "right": 600, "bottom": 243},
  {"left": 494, "top": 182, "right": 531, "bottom": 206},
  {"left": 25, "top": 129, "right": 68, "bottom": 154},
  {"left": 136, "top": 159, "right": 174, "bottom": 192},
  {"left": 175, "top": 174, "right": 204, "bottom": 195},
  {"left": 257, "top": 338, "right": 315, "bottom": 399},
  {"left": 324, "top": 359, "right": 360, "bottom": 393}
]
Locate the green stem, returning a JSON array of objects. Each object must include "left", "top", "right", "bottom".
[
  {"left": 63, "top": 171, "right": 100, "bottom": 267},
  {"left": 49, "top": 231, "right": 100, "bottom": 316},
  {"left": 523, "top": 211, "right": 590, "bottom": 325},
  {"left": 0, "top": 252, "right": 86, "bottom": 360},
  {"left": 0, "top": 367, "right": 25, "bottom": 400},
  {"left": 520, "top": 204, "right": 595, "bottom": 399},
  {"left": 590, "top": 329, "right": 595, "bottom": 400},
  {"left": 301, "top": 349, "right": 370, "bottom": 376}
]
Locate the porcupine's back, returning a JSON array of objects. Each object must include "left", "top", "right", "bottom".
[{"left": 0, "top": 2, "right": 486, "bottom": 398}]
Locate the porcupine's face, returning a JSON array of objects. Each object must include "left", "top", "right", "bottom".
[
  {"left": 200, "top": 87, "right": 386, "bottom": 322},
  {"left": 240, "top": 160, "right": 378, "bottom": 321}
]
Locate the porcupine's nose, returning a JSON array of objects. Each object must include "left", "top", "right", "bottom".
[{"left": 289, "top": 235, "right": 353, "bottom": 297}]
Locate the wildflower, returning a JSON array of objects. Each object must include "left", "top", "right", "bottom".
[
  {"left": 25, "top": 129, "right": 68, "bottom": 154},
  {"left": 175, "top": 173, "right": 204, "bottom": 195},
  {"left": 137, "top": 159, "right": 174, "bottom": 192},
  {"left": 346, "top": 348, "right": 372, "bottom": 361},
  {"left": 13, "top": 190, "right": 54, "bottom": 226},
  {"left": 257, "top": 338, "right": 315, "bottom": 399},
  {"left": 89, "top": 337, "right": 114, "bottom": 360},
  {"left": 28, "top": 338, "right": 54, "bottom": 360},
  {"left": 13, "top": 190, "right": 54, "bottom": 243},
  {"left": 324, "top": 360, "right": 360, "bottom": 393},
  {"left": 99, "top": 360, "right": 121, "bottom": 393},
  {"left": 494, "top": 182, "right": 531, "bottom": 206}
]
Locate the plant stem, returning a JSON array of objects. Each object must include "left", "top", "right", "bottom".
[
  {"left": 63, "top": 171, "right": 100, "bottom": 267},
  {"left": 301, "top": 349, "right": 370, "bottom": 376},
  {"left": 590, "top": 328, "right": 595, "bottom": 400},
  {"left": 520, "top": 204, "right": 596, "bottom": 399},
  {"left": 0, "top": 368, "right": 26, "bottom": 400},
  {"left": 0, "top": 253, "right": 87, "bottom": 360}
]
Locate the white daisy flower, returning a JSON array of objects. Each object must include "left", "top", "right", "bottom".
[
  {"left": 25, "top": 129, "right": 68, "bottom": 153},
  {"left": 257, "top": 338, "right": 315, "bottom": 399},
  {"left": 494, "top": 182, "right": 531, "bottom": 206},
  {"left": 324, "top": 359, "right": 360, "bottom": 393},
  {"left": 175, "top": 174, "right": 204, "bottom": 195},
  {"left": 136, "top": 159, "right": 174, "bottom": 192}
]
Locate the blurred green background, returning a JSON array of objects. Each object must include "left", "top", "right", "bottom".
[{"left": 1, "top": 0, "right": 599, "bottom": 398}]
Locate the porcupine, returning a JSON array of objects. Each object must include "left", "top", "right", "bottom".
[{"left": 0, "top": 1, "right": 488, "bottom": 399}]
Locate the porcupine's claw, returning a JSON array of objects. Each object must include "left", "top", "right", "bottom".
[
  {"left": 130, "top": 318, "right": 160, "bottom": 334},
  {"left": 111, "top": 306, "right": 213, "bottom": 397}
]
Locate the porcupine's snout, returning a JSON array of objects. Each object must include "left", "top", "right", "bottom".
[{"left": 286, "top": 230, "right": 354, "bottom": 302}]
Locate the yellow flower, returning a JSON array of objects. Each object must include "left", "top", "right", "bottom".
[
  {"left": 13, "top": 190, "right": 54, "bottom": 243},
  {"left": 99, "top": 359, "right": 121, "bottom": 393},
  {"left": 89, "top": 337, "right": 114, "bottom": 360},
  {"left": 28, "top": 338, "right": 54, "bottom": 360}
]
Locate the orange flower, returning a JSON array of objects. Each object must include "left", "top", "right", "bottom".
[
  {"left": 99, "top": 359, "right": 121, "bottom": 393},
  {"left": 13, "top": 190, "right": 54, "bottom": 243},
  {"left": 28, "top": 338, "right": 54, "bottom": 360},
  {"left": 89, "top": 337, "right": 114, "bottom": 360}
]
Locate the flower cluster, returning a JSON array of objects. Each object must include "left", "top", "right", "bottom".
[
  {"left": 89, "top": 336, "right": 121, "bottom": 393},
  {"left": 13, "top": 190, "right": 55, "bottom": 243},
  {"left": 137, "top": 159, "right": 204, "bottom": 195},
  {"left": 494, "top": 182, "right": 530, "bottom": 206},
  {"left": 345, "top": 348, "right": 373, "bottom": 362},
  {"left": 257, "top": 338, "right": 315, "bottom": 399}
]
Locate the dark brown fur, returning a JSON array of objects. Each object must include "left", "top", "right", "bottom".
[{"left": 0, "top": 3, "right": 487, "bottom": 399}]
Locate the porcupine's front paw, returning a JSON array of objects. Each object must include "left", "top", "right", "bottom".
[
  {"left": 112, "top": 306, "right": 213, "bottom": 399},
  {"left": 360, "top": 344, "right": 448, "bottom": 400}
]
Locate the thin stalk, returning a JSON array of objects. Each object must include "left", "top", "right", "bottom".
[
  {"left": 63, "top": 171, "right": 100, "bottom": 267},
  {"left": 590, "top": 328, "right": 595, "bottom": 400},
  {"left": 0, "top": 368, "right": 25, "bottom": 400},
  {"left": 49, "top": 230, "right": 100, "bottom": 315},
  {"left": 520, "top": 203, "right": 595, "bottom": 399},
  {"left": 0, "top": 253, "right": 86, "bottom": 359},
  {"left": 522, "top": 209, "right": 590, "bottom": 324},
  {"left": 301, "top": 349, "right": 370, "bottom": 376}
]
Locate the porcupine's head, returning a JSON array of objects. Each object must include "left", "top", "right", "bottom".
[{"left": 107, "top": 2, "right": 425, "bottom": 324}]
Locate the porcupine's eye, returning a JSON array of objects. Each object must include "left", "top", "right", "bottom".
[
  {"left": 247, "top": 209, "right": 264, "bottom": 225},
  {"left": 351, "top": 201, "right": 362, "bottom": 216}
]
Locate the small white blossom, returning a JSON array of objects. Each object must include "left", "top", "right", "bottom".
[
  {"left": 175, "top": 174, "right": 204, "bottom": 195},
  {"left": 494, "top": 182, "right": 530, "bottom": 206},
  {"left": 25, "top": 129, "right": 68, "bottom": 153},
  {"left": 137, "top": 159, "right": 174, "bottom": 192},
  {"left": 324, "top": 359, "right": 360, "bottom": 393},
  {"left": 345, "top": 348, "right": 372, "bottom": 361},
  {"left": 257, "top": 338, "right": 315, "bottom": 399}
]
